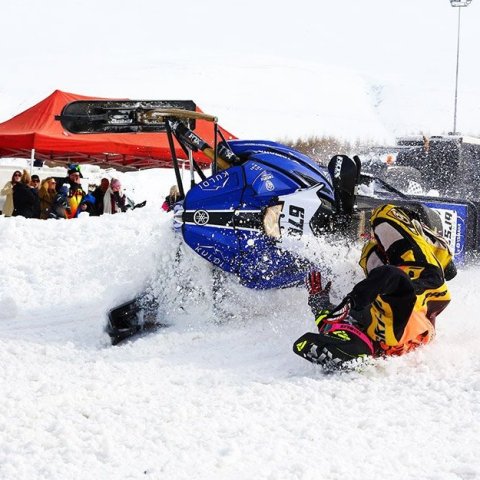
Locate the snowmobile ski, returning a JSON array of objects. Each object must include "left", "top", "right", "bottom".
[
  {"left": 106, "top": 298, "right": 168, "bottom": 345},
  {"left": 56, "top": 100, "right": 201, "bottom": 134}
]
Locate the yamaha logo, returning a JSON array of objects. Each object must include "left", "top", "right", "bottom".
[{"left": 193, "top": 210, "right": 209, "bottom": 225}]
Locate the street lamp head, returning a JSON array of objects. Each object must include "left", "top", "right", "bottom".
[{"left": 450, "top": 0, "right": 472, "bottom": 7}]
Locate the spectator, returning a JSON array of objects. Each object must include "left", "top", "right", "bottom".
[
  {"left": 75, "top": 193, "right": 97, "bottom": 217},
  {"left": 0, "top": 170, "right": 22, "bottom": 217},
  {"left": 39, "top": 177, "right": 57, "bottom": 219},
  {"left": 103, "top": 178, "right": 127, "bottom": 214},
  {"left": 56, "top": 164, "right": 83, "bottom": 191},
  {"left": 13, "top": 170, "right": 39, "bottom": 218},
  {"left": 92, "top": 178, "right": 109, "bottom": 215},
  {"left": 162, "top": 184, "right": 183, "bottom": 212},
  {"left": 50, "top": 185, "right": 70, "bottom": 219},
  {"left": 30, "top": 175, "right": 41, "bottom": 191},
  {"left": 31, "top": 180, "right": 41, "bottom": 219},
  {"left": 58, "top": 167, "right": 85, "bottom": 218}
]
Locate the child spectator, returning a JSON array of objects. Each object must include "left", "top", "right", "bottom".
[
  {"left": 0, "top": 170, "right": 22, "bottom": 216},
  {"left": 49, "top": 185, "right": 70, "bottom": 219},
  {"left": 75, "top": 193, "right": 97, "bottom": 217}
]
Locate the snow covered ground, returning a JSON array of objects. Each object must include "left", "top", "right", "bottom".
[{"left": 0, "top": 169, "right": 479, "bottom": 480}]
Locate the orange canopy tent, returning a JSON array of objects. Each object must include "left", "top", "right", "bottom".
[{"left": 0, "top": 90, "right": 236, "bottom": 170}]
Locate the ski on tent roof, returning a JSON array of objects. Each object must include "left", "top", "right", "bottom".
[{"left": 0, "top": 90, "right": 235, "bottom": 170}]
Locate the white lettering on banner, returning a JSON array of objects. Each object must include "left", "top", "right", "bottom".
[
  {"left": 199, "top": 171, "right": 230, "bottom": 191},
  {"left": 457, "top": 223, "right": 463, "bottom": 253},
  {"left": 433, "top": 208, "right": 457, "bottom": 253}
]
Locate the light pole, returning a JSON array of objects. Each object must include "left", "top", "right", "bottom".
[{"left": 450, "top": 0, "right": 472, "bottom": 135}]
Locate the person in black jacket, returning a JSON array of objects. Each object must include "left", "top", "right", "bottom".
[
  {"left": 13, "top": 170, "right": 40, "bottom": 219},
  {"left": 92, "top": 178, "right": 109, "bottom": 216}
]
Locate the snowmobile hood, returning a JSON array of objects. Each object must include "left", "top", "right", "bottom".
[{"left": 227, "top": 140, "right": 334, "bottom": 199}]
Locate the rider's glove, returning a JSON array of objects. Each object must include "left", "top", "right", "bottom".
[
  {"left": 315, "top": 296, "right": 352, "bottom": 330},
  {"left": 306, "top": 271, "right": 332, "bottom": 316}
]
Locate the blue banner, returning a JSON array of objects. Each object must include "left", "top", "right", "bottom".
[{"left": 422, "top": 201, "right": 468, "bottom": 264}]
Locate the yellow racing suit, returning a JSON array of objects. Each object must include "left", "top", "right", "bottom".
[{"left": 351, "top": 204, "right": 453, "bottom": 356}]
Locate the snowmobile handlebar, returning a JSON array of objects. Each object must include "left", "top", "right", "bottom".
[{"left": 169, "top": 120, "right": 239, "bottom": 170}]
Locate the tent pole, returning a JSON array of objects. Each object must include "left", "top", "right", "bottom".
[
  {"left": 165, "top": 120, "right": 185, "bottom": 199},
  {"left": 30, "top": 149, "right": 35, "bottom": 174}
]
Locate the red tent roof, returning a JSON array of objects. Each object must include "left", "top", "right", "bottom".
[{"left": 0, "top": 90, "right": 236, "bottom": 170}]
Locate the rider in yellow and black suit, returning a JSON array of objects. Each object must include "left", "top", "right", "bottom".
[
  {"left": 293, "top": 204, "right": 456, "bottom": 368},
  {"left": 354, "top": 203, "right": 454, "bottom": 355}
]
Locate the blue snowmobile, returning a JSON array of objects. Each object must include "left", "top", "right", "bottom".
[
  {"left": 56, "top": 100, "right": 473, "bottom": 343},
  {"left": 177, "top": 140, "right": 357, "bottom": 289}
]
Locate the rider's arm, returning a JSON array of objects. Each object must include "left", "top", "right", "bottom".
[{"left": 348, "top": 265, "right": 415, "bottom": 310}]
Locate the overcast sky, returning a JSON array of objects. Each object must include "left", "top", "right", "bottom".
[
  {"left": 2, "top": 0, "right": 478, "bottom": 77},
  {"left": 0, "top": 0, "right": 478, "bottom": 139}
]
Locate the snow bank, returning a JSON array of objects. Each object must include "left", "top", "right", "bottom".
[{"left": 0, "top": 169, "right": 479, "bottom": 479}]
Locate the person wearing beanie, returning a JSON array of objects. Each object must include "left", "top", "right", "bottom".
[{"left": 55, "top": 165, "right": 85, "bottom": 219}]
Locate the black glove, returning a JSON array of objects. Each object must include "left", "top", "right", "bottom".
[{"left": 306, "top": 271, "right": 332, "bottom": 316}]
